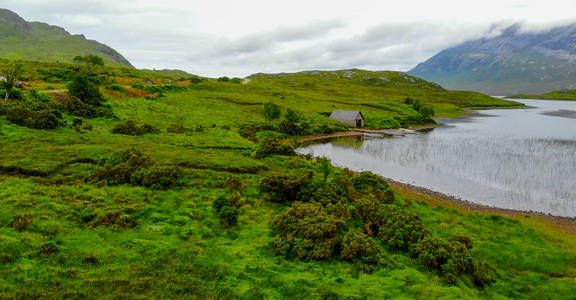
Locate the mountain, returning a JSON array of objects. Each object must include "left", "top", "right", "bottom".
[
  {"left": 408, "top": 24, "right": 576, "bottom": 95},
  {"left": 0, "top": 8, "right": 133, "bottom": 67}
]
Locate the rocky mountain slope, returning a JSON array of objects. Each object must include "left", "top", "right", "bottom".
[
  {"left": 0, "top": 8, "right": 133, "bottom": 67},
  {"left": 409, "top": 24, "right": 576, "bottom": 95}
]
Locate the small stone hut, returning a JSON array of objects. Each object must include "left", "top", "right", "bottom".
[{"left": 330, "top": 110, "right": 365, "bottom": 128}]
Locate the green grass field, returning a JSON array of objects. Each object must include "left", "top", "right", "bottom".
[{"left": 1, "top": 62, "right": 573, "bottom": 299}]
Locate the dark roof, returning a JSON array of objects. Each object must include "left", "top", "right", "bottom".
[{"left": 330, "top": 110, "right": 363, "bottom": 121}]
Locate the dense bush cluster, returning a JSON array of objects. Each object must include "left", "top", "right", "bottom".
[
  {"left": 262, "top": 168, "right": 493, "bottom": 286},
  {"left": 254, "top": 137, "right": 294, "bottom": 159},
  {"left": 91, "top": 149, "right": 181, "bottom": 189},
  {"left": 111, "top": 120, "right": 160, "bottom": 136},
  {"left": 405, "top": 98, "right": 435, "bottom": 122},
  {"left": 5, "top": 105, "right": 63, "bottom": 129}
]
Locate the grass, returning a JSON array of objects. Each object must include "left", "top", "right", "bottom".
[{"left": 0, "top": 62, "right": 573, "bottom": 298}]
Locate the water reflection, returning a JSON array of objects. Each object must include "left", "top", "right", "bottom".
[{"left": 298, "top": 99, "right": 576, "bottom": 217}]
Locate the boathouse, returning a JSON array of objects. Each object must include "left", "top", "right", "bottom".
[{"left": 330, "top": 110, "right": 365, "bottom": 128}]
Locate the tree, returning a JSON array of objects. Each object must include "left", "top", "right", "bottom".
[
  {"left": 67, "top": 73, "right": 104, "bottom": 106},
  {"left": 73, "top": 55, "right": 104, "bottom": 73},
  {"left": 262, "top": 103, "right": 281, "bottom": 123},
  {"left": 1, "top": 61, "right": 23, "bottom": 101},
  {"left": 285, "top": 108, "right": 300, "bottom": 123}
]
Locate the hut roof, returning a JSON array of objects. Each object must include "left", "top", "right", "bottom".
[{"left": 330, "top": 110, "right": 364, "bottom": 121}]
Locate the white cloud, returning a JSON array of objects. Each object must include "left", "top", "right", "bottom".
[{"left": 0, "top": 0, "right": 575, "bottom": 77}]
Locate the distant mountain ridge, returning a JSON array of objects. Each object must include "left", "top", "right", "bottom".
[
  {"left": 0, "top": 8, "right": 133, "bottom": 67},
  {"left": 408, "top": 24, "right": 576, "bottom": 95}
]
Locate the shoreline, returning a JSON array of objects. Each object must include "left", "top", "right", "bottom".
[{"left": 386, "top": 178, "right": 576, "bottom": 233}]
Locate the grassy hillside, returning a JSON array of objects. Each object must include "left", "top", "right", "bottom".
[
  {"left": 0, "top": 61, "right": 573, "bottom": 298},
  {"left": 0, "top": 9, "right": 132, "bottom": 67},
  {"left": 508, "top": 89, "right": 576, "bottom": 101}
]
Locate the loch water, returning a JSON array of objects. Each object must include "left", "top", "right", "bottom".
[{"left": 297, "top": 99, "right": 576, "bottom": 217}]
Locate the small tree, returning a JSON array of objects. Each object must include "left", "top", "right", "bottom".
[
  {"left": 73, "top": 55, "right": 104, "bottom": 73},
  {"left": 262, "top": 103, "right": 281, "bottom": 123},
  {"left": 67, "top": 73, "right": 104, "bottom": 106},
  {"left": 1, "top": 61, "right": 23, "bottom": 101}
]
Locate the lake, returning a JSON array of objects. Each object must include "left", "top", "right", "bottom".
[{"left": 297, "top": 99, "right": 576, "bottom": 217}]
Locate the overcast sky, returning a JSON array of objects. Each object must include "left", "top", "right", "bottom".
[{"left": 1, "top": 0, "right": 575, "bottom": 77}]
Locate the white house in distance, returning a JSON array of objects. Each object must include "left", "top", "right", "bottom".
[{"left": 330, "top": 110, "right": 365, "bottom": 128}]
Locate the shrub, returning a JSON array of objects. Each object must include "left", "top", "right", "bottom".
[
  {"left": 67, "top": 73, "right": 105, "bottom": 106},
  {"left": 130, "top": 166, "right": 182, "bottom": 189},
  {"left": 92, "top": 149, "right": 154, "bottom": 185},
  {"left": 217, "top": 76, "right": 230, "bottom": 82},
  {"left": 352, "top": 172, "right": 395, "bottom": 204},
  {"left": 5, "top": 105, "right": 29, "bottom": 126},
  {"left": 71, "top": 118, "right": 93, "bottom": 132},
  {"left": 27, "top": 110, "right": 61, "bottom": 129},
  {"left": 411, "top": 236, "right": 488, "bottom": 285},
  {"left": 255, "top": 137, "right": 294, "bottom": 159},
  {"left": 271, "top": 201, "right": 345, "bottom": 260},
  {"left": 285, "top": 109, "right": 301, "bottom": 123},
  {"left": 239, "top": 124, "right": 258, "bottom": 142},
  {"left": 341, "top": 229, "right": 380, "bottom": 263},
  {"left": 218, "top": 206, "right": 239, "bottom": 227},
  {"left": 278, "top": 121, "right": 302, "bottom": 136},
  {"left": 377, "top": 205, "right": 430, "bottom": 251},
  {"left": 260, "top": 172, "right": 313, "bottom": 204},
  {"left": 111, "top": 120, "right": 160, "bottom": 135},
  {"left": 92, "top": 149, "right": 181, "bottom": 189},
  {"left": 6, "top": 106, "right": 62, "bottom": 129}
]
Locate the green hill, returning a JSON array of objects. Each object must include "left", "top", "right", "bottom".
[
  {"left": 0, "top": 8, "right": 133, "bottom": 67},
  {"left": 0, "top": 61, "right": 572, "bottom": 298},
  {"left": 508, "top": 89, "right": 576, "bottom": 101}
]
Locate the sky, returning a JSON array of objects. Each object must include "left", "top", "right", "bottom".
[{"left": 1, "top": 0, "right": 575, "bottom": 77}]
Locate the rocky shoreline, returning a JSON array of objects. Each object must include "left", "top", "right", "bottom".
[{"left": 386, "top": 179, "right": 576, "bottom": 233}]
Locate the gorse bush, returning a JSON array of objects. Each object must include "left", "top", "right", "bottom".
[
  {"left": 111, "top": 120, "right": 160, "bottom": 135},
  {"left": 262, "top": 168, "right": 492, "bottom": 285},
  {"left": 6, "top": 105, "right": 62, "bottom": 129},
  {"left": 255, "top": 137, "right": 294, "bottom": 159},
  {"left": 91, "top": 149, "right": 181, "bottom": 189}
]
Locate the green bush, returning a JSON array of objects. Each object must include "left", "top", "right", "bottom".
[
  {"left": 255, "top": 137, "right": 294, "bottom": 159},
  {"left": 6, "top": 105, "right": 29, "bottom": 126},
  {"left": 67, "top": 73, "right": 105, "bottom": 106},
  {"left": 130, "top": 166, "right": 182, "bottom": 189},
  {"left": 352, "top": 172, "right": 395, "bottom": 204},
  {"left": 111, "top": 120, "right": 160, "bottom": 136},
  {"left": 27, "top": 110, "right": 61, "bottom": 129},
  {"left": 341, "top": 229, "right": 380, "bottom": 263},
  {"left": 260, "top": 172, "right": 313, "bottom": 204},
  {"left": 92, "top": 149, "right": 181, "bottom": 189},
  {"left": 92, "top": 149, "right": 154, "bottom": 185},
  {"left": 6, "top": 106, "right": 62, "bottom": 129},
  {"left": 377, "top": 205, "right": 430, "bottom": 251},
  {"left": 218, "top": 206, "right": 239, "bottom": 227},
  {"left": 271, "top": 201, "right": 344, "bottom": 260}
]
